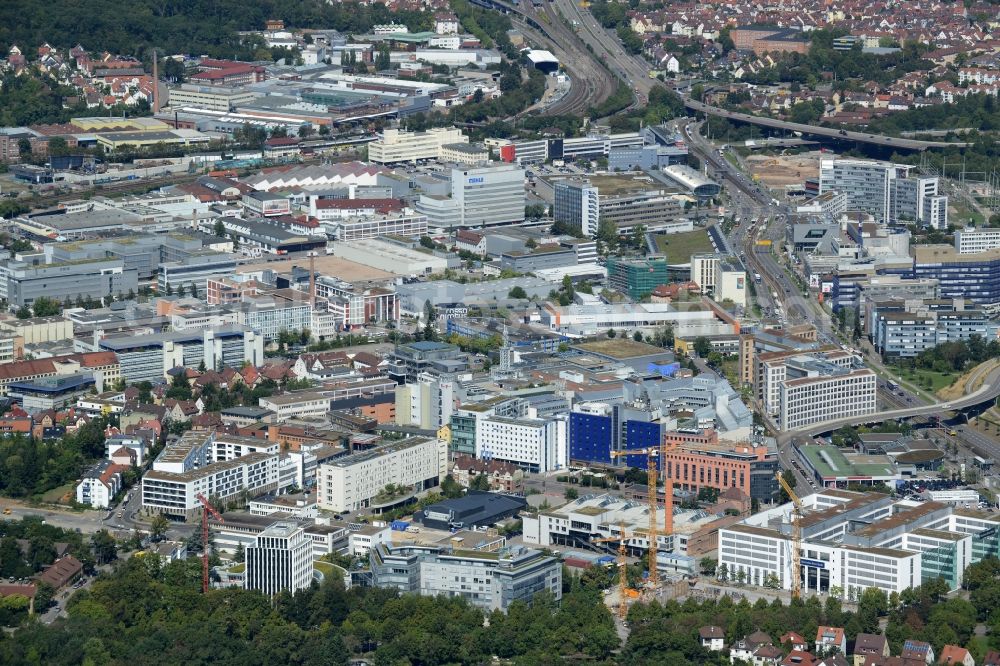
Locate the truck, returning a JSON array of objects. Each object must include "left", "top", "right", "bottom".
[{"left": 753, "top": 272, "right": 762, "bottom": 283}]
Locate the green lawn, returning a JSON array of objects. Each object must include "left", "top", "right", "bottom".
[
  {"left": 654, "top": 229, "right": 715, "bottom": 264},
  {"left": 314, "top": 560, "right": 346, "bottom": 579},
  {"left": 39, "top": 483, "right": 76, "bottom": 505},
  {"left": 896, "top": 367, "right": 959, "bottom": 393}
]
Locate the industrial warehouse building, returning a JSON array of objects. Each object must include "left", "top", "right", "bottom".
[{"left": 718, "top": 488, "right": 1000, "bottom": 598}]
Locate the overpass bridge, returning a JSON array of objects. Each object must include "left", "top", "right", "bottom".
[
  {"left": 776, "top": 363, "right": 1000, "bottom": 445},
  {"left": 685, "top": 99, "right": 971, "bottom": 151}
]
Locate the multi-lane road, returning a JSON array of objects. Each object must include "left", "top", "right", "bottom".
[{"left": 684, "top": 99, "right": 972, "bottom": 151}]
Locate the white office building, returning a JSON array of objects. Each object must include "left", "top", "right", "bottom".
[
  {"left": 718, "top": 488, "right": 1000, "bottom": 598},
  {"left": 244, "top": 521, "right": 314, "bottom": 597},
  {"left": 258, "top": 391, "right": 331, "bottom": 422},
  {"left": 449, "top": 164, "right": 525, "bottom": 228},
  {"left": 779, "top": 367, "right": 877, "bottom": 430},
  {"left": 818, "top": 158, "right": 947, "bottom": 228},
  {"left": 476, "top": 415, "right": 564, "bottom": 473},
  {"left": 690, "top": 253, "right": 719, "bottom": 292},
  {"left": 316, "top": 437, "right": 447, "bottom": 513},
  {"left": 714, "top": 258, "right": 747, "bottom": 307},
  {"left": 955, "top": 227, "right": 1000, "bottom": 254},
  {"left": 757, "top": 350, "right": 876, "bottom": 431},
  {"left": 368, "top": 127, "right": 468, "bottom": 164}
]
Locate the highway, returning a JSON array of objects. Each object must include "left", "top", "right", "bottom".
[{"left": 684, "top": 99, "right": 972, "bottom": 151}]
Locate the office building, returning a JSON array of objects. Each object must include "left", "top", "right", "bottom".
[
  {"left": 325, "top": 212, "right": 428, "bottom": 242},
  {"left": 912, "top": 245, "right": 1000, "bottom": 304},
  {"left": 870, "top": 299, "right": 997, "bottom": 357},
  {"left": 540, "top": 301, "right": 738, "bottom": 338},
  {"left": 714, "top": 258, "right": 747, "bottom": 307},
  {"left": 606, "top": 257, "right": 687, "bottom": 300},
  {"left": 818, "top": 158, "right": 947, "bottom": 228},
  {"left": 449, "top": 396, "right": 527, "bottom": 457},
  {"left": 955, "top": 227, "right": 1000, "bottom": 254},
  {"left": 386, "top": 340, "right": 466, "bottom": 383},
  {"left": 332, "top": 237, "right": 457, "bottom": 275},
  {"left": 0, "top": 352, "right": 120, "bottom": 396},
  {"left": 477, "top": 415, "right": 564, "bottom": 473},
  {"left": 568, "top": 402, "right": 663, "bottom": 466},
  {"left": 779, "top": 360, "right": 876, "bottom": 431},
  {"left": 369, "top": 543, "right": 561, "bottom": 612},
  {"left": 7, "top": 372, "right": 95, "bottom": 413},
  {"left": 167, "top": 83, "right": 261, "bottom": 111},
  {"left": 395, "top": 372, "right": 455, "bottom": 430},
  {"left": 522, "top": 493, "right": 729, "bottom": 558},
  {"left": 368, "top": 127, "right": 468, "bottom": 163},
  {"left": 756, "top": 349, "right": 876, "bottom": 431},
  {"left": 258, "top": 392, "right": 331, "bottom": 422},
  {"left": 99, "top": 327, "right": 263, "bottom": 383},
  {"left": 661, "top": 430, "right": 779, "bottom": 502},
  {"left": 449, "top": 164, "right": 525, "bottom": 228},
  {"left": 553, "top": 179, "right": 686, "bottom": 237},
  {"left": 141, "top": 432, "right": 282, "bottom": 520},
  {"left": 244, "top": 521, "right": 314, "bottom": 597},
  {"left": 157, "top": 252, "right": 240, "bottom": 293},
  {"left": 4, "top": 258, "right": 138, "bottom": 308},
  {"left": 718, "top": 488, "right": 1000, "bottom": 597},
  {"left": 315, "top": 437, "right": 447, "bottom": 513}
]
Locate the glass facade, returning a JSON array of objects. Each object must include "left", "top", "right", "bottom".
[{"left": 920, "top": 542, "right": 959, "bottom": 589}]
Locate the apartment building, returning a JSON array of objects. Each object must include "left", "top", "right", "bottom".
[
  {"left": 369, "top": 543, "right": 561, "bottom": 612},
  {"left": 368, "top": 127, "right": 468, "bottom": 163},
  {"left": 75, "top": 460, "right": 125, "bottom": 509},
  {"left": 316, "top": 437, "right": 447, "bottom": 513},
  {"left": 394, "top": 372, "right": 455, "bottom": 430},
  {"left": 244, "top": 521, "right": 314, "bottom": 597},
  {"left": 141, "top": 432, "right": 282, "bottom": 520}
]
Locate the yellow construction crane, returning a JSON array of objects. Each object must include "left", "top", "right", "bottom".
[
  {"left": 610, "top": 448, "right": 660, "bottom": 589},
  {"left": 594, "top": 522, "right": 634, "bottom": 620},
  {"left": 776, "top": 472, "right": 802, "bottom": 599}
]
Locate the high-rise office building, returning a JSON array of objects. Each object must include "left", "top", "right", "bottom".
[
  {"left": 450, "top": 164, "right": 525, "bottom": 228},
  {"left": 244, "top": 521, "right": 314, "bottom": 596},
  {"left": 818, "top": 158, "right": 947, "bottom": 228}
]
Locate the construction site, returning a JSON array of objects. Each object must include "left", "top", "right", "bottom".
[{"left": 521, "top": 442, "right": 756, "bottom": 619}]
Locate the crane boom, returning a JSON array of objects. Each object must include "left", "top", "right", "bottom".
[
  {"left": 610, "top": 448, "right": 658, "bottom": 589},
  {"left": 776, "top": 472, "right": 801, "bottom": 599},
  {"left": 594, "top": 522, "right": 630, "bottom": 619},
  {"left": 196, "top": 493, "right": 224, "bottom": 594}
]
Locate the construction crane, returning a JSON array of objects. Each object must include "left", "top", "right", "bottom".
[
  {"left": 776, "top": 472, "right": 802, "bottom": 599},
  {"left": 610, "top": 448, "right": 660, "bottom": 589},
  {"left": 594, "top": 522, "right": 633, "bottom": 620},
  {"left": 195, "top": 493, "right": 224, "bottom": 594}
]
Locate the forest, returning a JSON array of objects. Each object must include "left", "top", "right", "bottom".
[
  {"left": 4, "top": 545, "right": 1000, "bottom": 664},
  {"left": 0, "top": 418, "right": 111, "bottom": 500},
  {"left": 0, "top": 0, "right": 434, "bottom": 58}
]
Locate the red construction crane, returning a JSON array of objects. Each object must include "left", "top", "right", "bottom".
[{"left": 195, "top": 493, "right": 224, "bottom": 593}]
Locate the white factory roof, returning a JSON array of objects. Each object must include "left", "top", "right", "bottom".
[{"left": 526, "top": 49, "right": 559, "bottom": 64}]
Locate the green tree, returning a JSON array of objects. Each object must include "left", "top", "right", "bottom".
[
  {"left": 149, "top": 514, "right": 170, "bottom": 543},
  {"left": 564, "top": 486, "right": 579, "bottom": 500},
  {"left": 91, "top": 530, "right": 118, "bottom": 565},
  {"left": 32, "top": 296, "right": 61, "bottom": 317},
  {"left": 633, "top": 331, "right": 643, "bottom": 342},
  {"left": 470, "top": 474, "right": 491, "bottom": 491},
  {"left": 508, "top": 286, "right": 528, "bottom": 299},
  {"left": 440, "top": 474, "right": 464, "bottom": 499}
]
